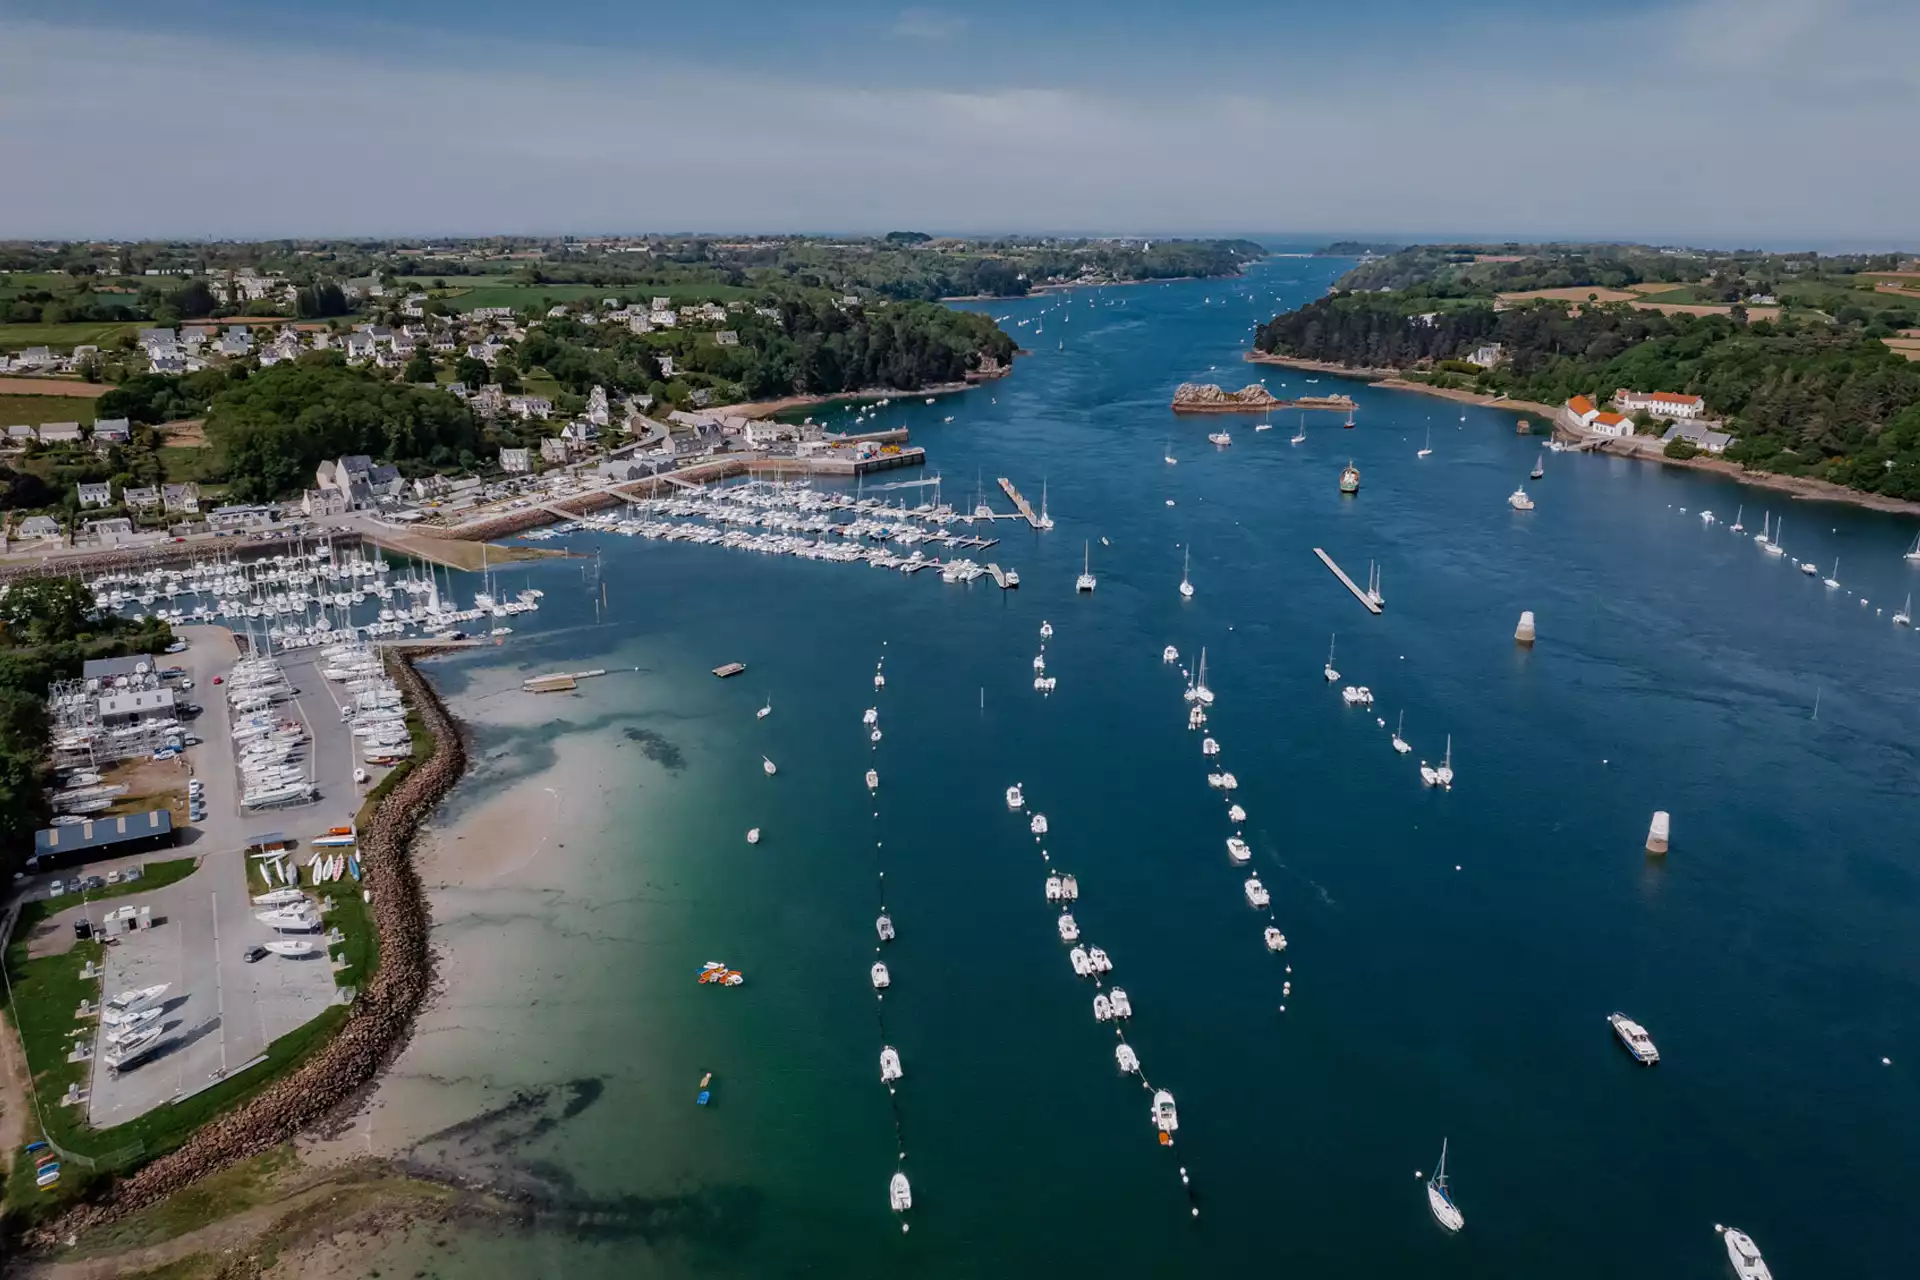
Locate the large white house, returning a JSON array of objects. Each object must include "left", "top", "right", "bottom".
[{"left": 1616, "top": 389, "right": 1706, "bottom": 420}]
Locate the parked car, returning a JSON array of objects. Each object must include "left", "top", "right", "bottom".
[
  {"left": 106, "top": 870, "right": 121, "bottom": 885},
  {"left": 165, "top": 640, "right": 188, "bottom": 654},
  {"left": 243, "top": 945, "right": 269, "bottom": 963},
  {"left": 211, "top": 676, "right": 224, "bottom": 685},
  {"left": 82, "top": 875, "right": 105, "bottom": 891},
  {"left": 48, "top": 879, "right": 65, "bottom": 897}
]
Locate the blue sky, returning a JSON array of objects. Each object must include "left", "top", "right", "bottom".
[{"left": 2, "top": 0, "right": 1915, "bottom": 245}]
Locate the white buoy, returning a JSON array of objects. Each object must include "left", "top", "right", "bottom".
[
  {"left": 1647, "top": 810, "right": 1671, "bottom": 855},
  {"left": 1515, "top": 610, "right": 1536, "bottom": 645}
]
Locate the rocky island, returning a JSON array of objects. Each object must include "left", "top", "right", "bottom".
[{"left": 1170, "top": 382, "right": 1356, "bottom": 414}]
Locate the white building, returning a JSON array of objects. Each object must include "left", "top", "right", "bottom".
[
  {"left": 77, "top": 481, "right": 114, "bottom": 508},
  {"left": 1616, "top": 389, "right": 1706, "bottom": 420},
  {"left": 500, "top": 447, "right": 532, "bottom": 474}
]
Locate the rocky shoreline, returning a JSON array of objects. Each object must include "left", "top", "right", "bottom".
[{"left": 29, "top": 650, "right": 468, "bottom": 1250}]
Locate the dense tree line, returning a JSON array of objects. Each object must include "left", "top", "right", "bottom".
[
  {"left": 1256, "top": 292, "right": 1920, "bottom": 498},
  {"left": 1333, "top": 243, "right": 1912, "bottom": 298},
  {"left": 204, "top": 361, "right": 485, "bottom": 500},
  {"left": 0, "top": 578, "right": 173, "bottom": 867},
  {"left": 95, "top": 370, "right": 227, "bottom": 424},
  {"left": 526, "top": 295, "right": 1015, "bottom": 404}
]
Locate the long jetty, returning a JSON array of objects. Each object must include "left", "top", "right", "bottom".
[
  {"left": 1312, "top": 547, "right": 1383, "bottom": 615},
  {"left": 997, "top": 477, "right": 1043, "bottom": 529}
]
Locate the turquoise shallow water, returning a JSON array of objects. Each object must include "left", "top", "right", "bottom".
[{"left": 391, "top": 252, "right": 1920, "bottom": 1277}]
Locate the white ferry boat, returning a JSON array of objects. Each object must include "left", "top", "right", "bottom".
[{"left": 1609, "top": 1012, "right": 1660, "bottom": 1064}]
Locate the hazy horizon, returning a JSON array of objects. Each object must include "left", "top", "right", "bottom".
[{"left": 3, "top": 0, "right": 1915, "bottom": 245}]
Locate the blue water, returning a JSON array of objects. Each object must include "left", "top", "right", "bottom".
[{"left": 393, "top": 252, "right": 1920, "bottom": 1278}]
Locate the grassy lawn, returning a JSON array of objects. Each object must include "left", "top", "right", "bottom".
[
  {"left": 315, "top": 883, "right": 376, "bottom": 988},
  {"left": 0, "top": 321, "right": 142, "bottom": 352},
  {"left": 157, "top": 444, "right": 223, "bottom": 485},
  {"left": 61, "top": 1144, "right": 299, "bottom": 1258},
  {"left": 0, "top": 393, "right": 99, "bottom": 427},
  {"left": 437, "top": 282, "right": 608, "bottom": 312}
]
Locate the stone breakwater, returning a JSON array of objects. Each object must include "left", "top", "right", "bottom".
[{"left": 32, "top": 650, "right": 468, "bottom": 1246}]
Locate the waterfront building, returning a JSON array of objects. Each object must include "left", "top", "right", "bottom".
[{"left": 1616, "top": 389, "right": 1706, "bottom": 420}]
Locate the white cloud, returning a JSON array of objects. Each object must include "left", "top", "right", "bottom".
[{"left": 0, "top": 12, "right": 1914, "bottom": 244}]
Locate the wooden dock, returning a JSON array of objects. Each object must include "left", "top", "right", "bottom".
[
  {"left": 1312, "top": 547, "right": 1383, "bottom": 615},
  {"left": 997, "top": 477, "right": 1043, "bottom": 529}
]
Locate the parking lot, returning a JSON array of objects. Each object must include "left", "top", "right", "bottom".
[{"left": 85, "top": 861, "right": 343, "bottom": 1127}]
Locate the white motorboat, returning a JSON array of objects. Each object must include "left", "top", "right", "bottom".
[
  {"left": 1178, "top": 547, "right": 1194, "bottom": 600},
  {"left": 1227, "top": 804, "right": 1247, "bottom": 823},
  {"left": 864, "top": 707, "right": 879, "bottom": 726},
  {"left": 1508, "top": 485, "right": 1535, "bottom": 510},
  {"left": 880, "top": 1045, "right": 904, "bottom": 1084},
  {"left": 1057, "top": 913, "right": 1080, "bottom": 942},
  {"left": 1034, "top": 676, "right": 1057, "bottom": 693},
  {"left": 1700, "top": 509, "right": 1715, "bottom": 525},
  {"left": 1093, "top": 993, "right": 1114, "bottom": 1022},
  {"left": 1076, "top": 542, "right": 1096, "bottom": 593},
  {"left": 1265, "top": 926, "right": 1288, "bottom": 952},
  {"left": 763, "top": 756, "right": 777, "bottom": 776},
  {"left": 877, "top": 913, "right": 895, "bottom": 941},
  {"left": 1046, "top": 874, "right": 1064, "bottom": 902},
  {"left": 1341, "top": 685, "right": 1373, "bottom": 707},
  {"left": 255, "top": 907, "right": 321, "bottom": 931},
  {"left": 1720, "top": 1226, "right": 1772, "bottom": 1280},
  {"left": 890, "top": 1171, "right": 912, "bottom": 1212},
  {"left": 1227, "top": 836, "right": 1251, "bottom": 863},
  {"left": 1006, "top": 783, "right": 1025, "bottom": 810},
  {"left": 1151, "top": 1089, "right": 1179, "bottom": 1135},
  {"left": 1798, "top": 558, "right": 1816, "bottom": 575},
  {"left": 1202, "top": 736, "right": 1220, "bottom": 756},
  {"left": 105, "top": 1006, "right": 163, "bottom": 1040},
  {"left": 1070, "top": 946, "right": 1092, "bottom": 977},
  {"left": 874, "top": 670, "right": 886, "bottom": 689},
  {"left": 746, "top": 828, "right": 761, "bottom": 844},
  {"left": 1323, "top": 633, "right": 1340, "bottom": 683},
  {"left": 250, "top": 888, "right": 308, "bottom": 907},
  {"left": 871, "top": 962, "right": 891, "bottom": 990},
  {"left": 1245, "top": 877, "right": 1270, "bottom": 908},
  {"left": 1208, "top": 430, "right": 1231, "bottom": 446},
  {"left": 1107, "top": 987, "right": 1133, "bottom": 1019},
  {"left": 264, "top": 939, "right": 316, "bottom": 958},
  {"left": 105, "top": 1024, "right": 164, "bottom": 1069},
  {"left": 1040, "top": 620, "right": 1054, "bottom": 639},
  {"left": 1116, "top": 1043, "right": 1140, "bottom": 1074},
  {"left": 1087, "top": 947, "right": 1113, "bottom": 973},
  {"left": 1391, "top": 710, "right": 1411, "bottom": 754},
  {"left": 1030, "top": 813, "right": 1048, "bottom": 835},
  {"left": 1033, "top": 653, "right": 1046, "bottom": 672},
  {"left": 1187, "top": 704, "right": 1206, "bottom": 730},
  {"left": 1427, "top": 1138, "right": 1465, "bottom": 1232},
  {"left": 1217, "top": 772, "right": 1238, "bottom": 790},
  {"left": 757, "top": 698, "right": 772, "bottom": 720},
  {"left": 1162, "top": 644, "right": 1178, "bottom": 664},
  {"left": 866, "top": 768, "right": 879, "bottom": 790},
  {"left": 1609, "top": 1011, "right": 1660, "bottom": 1064}
]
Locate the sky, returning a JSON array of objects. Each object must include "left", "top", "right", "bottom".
[{"left": 1, "top": 0, "right": 1915, "bottom": 246}]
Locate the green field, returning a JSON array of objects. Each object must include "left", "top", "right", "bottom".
[
  {"left": 0, "top": 394, "right": 100, "bottom": 427},
  {"left": 157, "top": 445, "right": 223, "bottom": 484},
  {"left": 0, "top": 273, "right": 71, "bottom": 302},
  {"left": 0, "top": 321, "right": 141, "bottom": 352}
]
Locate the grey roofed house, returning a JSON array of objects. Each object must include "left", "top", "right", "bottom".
[
  {"left": 16, "top": 515, "right": 61, "bottom": 538},
  {"left": 38, "top": 422, "right": 84, "bottom": 444},
  {"left": 77, "top": 480, "right": 114, "bottom": 507},
  {"left": 92, "top": 416, "right": 132, "bottom": 442},
  {"left": 1661, "top": 420, "right": 1737, "bottom": 454},
  {"left": 7, "top": 424, "right": 36, "bottom": 442},
  {"left": 162, "top": 482, "right": 200, "bottom": 512},
  {"left": 367, "top": 463, "right": 405, "bottom": 497},
  {"left": 123, "top": 485, "right": 161, "bottom": 510}
]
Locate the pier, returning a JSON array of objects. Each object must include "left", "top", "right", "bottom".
[
  {"left": 998, "top": 477, "right": 1044, "bottom": 529},
  {"left": 1312, "top": 548, "right": 1383, "bottom": 615}
]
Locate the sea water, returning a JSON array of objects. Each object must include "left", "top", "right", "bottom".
[{"left": 367, "top": 251, "right": 1920, "bottom": 1277}]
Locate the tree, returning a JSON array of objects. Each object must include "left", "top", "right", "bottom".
[
  {"left": 454, "top": 356, "right": 489, "bottom": 386},
  {"left": 404, "top": 349, "right": 436, "bottom": 383}
]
